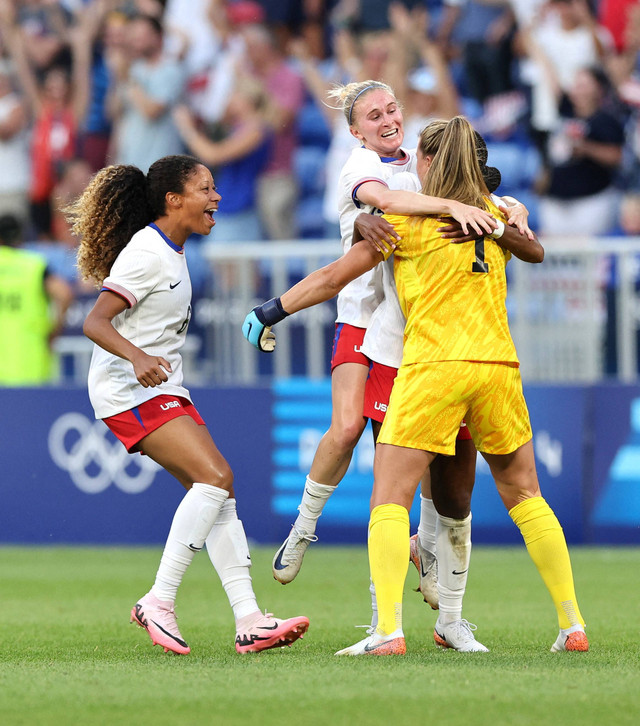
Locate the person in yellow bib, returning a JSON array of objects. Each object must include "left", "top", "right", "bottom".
[
  {"left": 0, "top": 214, "right": 73, "bottom": 385},
  {"left": 243, "top": 116, "right": 588, "bottom": 656}
]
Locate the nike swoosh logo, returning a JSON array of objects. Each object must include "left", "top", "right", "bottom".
[
  {"left": 188, "top": 543, "right": 203, "bottom": 552},
  {"left": 150, "top": 619, "right": 188, "bottom": 647},
  {"left": 257, "top": 623, "right": 281, "bottom": 631},
  {"left": 364, "top": 639, "right": 394, "bottom": 653},
  {"left": 452, "top": 569, "right": 468, "bottom": 575},
  {"left": 169, "top": 281, "right": 181, "bottom": 289},
  {"left": 273, "top": 545, "right": 287, "bottom": 571}
]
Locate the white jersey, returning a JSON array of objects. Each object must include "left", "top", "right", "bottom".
[
  {"left": 88, "top": 224, "right": 193, "bottom": 419},
  {"left": 360, "top": 171, "right": 420, "bottom": 368},
  {"left": 336, "top": 145, "right": 418, "bottom": 328}
]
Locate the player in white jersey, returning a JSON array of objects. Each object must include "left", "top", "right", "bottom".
[
  {"left": 268, "top": 80, "right": 500, "bottom": 652},
  {"left": 69, "top": 155, "right": 308, "bottom": 656}
]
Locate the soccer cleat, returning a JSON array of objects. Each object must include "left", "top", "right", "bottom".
[
  {"left": 434, "top": 617, "right": 489, "bottom": 652},
  {"left": 272, "top": 526, "right": 319, "bottom": 584},
  {"left": 235, "top": 612, "right": 310, "bottom": 653},
  {"left": 409, "top": 533, "right": 439, "bottom": 609},
  {"left": 335, "top": 628, "right": 406, "bottom": 656},
  {"left": 550, "top": 626, "right": 589, "bottom": 653},
  {"left": 130, "top": 592, "right": 190, "bottom": 655}
]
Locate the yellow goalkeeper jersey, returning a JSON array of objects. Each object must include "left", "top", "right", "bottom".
[{"left": 382, "top": 197, "right": 519, "bottom": 366}]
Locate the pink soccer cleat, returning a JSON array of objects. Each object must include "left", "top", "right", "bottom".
[
  {"left": 130, "top": 592, "right": 190, "bottom": 655},
  {"left": 235, "top": 612, "right": 310, "bottom": 653}
]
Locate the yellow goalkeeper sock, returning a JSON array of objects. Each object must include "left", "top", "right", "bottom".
[
  {"left": 368, "top": 503, "right": 410, "bottom": 637},
  {"left": 509, "top": 496, "right": 585, "bottom": 630}
]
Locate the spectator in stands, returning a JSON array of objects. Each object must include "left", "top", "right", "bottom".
[
  {"left": 172, "top": 75, "right": 272, "bottom": 244},
  {"left": 74, "top": 1, "right": 121, "bottom": 172},
  {"left": 436, "top": 0, "right": 516, "bottom": 105},
  {"left": 539, "top": 65, "right": 625, "bottom": 236},
  {"left": 0, "top": 213, "right": 73, "bottom": 386},
  {"left": 607, "top": 4, "right": 640, "bottom": 192},
  {"left": 616, "top": 192, "right": 640, "bottom": 235},
  {"left": 240, "top": 23, "right": 305, "bottom": 240},
  {"left": 385, "top": 2, "right": 460, "bottom": 145},
  {"left": 0, "top": 0, "right": 91, "bottom": 239},
  {"left": 108, "top": 13, "right": 186, "bottom": 172},
  {"left": 15, "top": 0, "right": 71, "bottom": 75},
  {"left": 0, "top": 59, "right": 29, "bottom": 227},
  {"left": 520, "top": 0, "right": 611, "bottom": 177}
]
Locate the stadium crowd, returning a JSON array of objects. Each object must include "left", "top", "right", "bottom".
[{"left": 1, "top": 0, "right": 640, "bottom": 382}]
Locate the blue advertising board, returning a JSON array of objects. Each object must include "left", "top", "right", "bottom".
[
  {"left": 270, "top": 380, "right": 588, "bottom": 545},
  {"left": 590, "top": 384, "right": 640, "bottom": 543},
  {"left": 0, "top": 380, "right": 638, "bottom": 545},
  {"left": 0, "top": 387, "right": 273, "bottom": 545}
]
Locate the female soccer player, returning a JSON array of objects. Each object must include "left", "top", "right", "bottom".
[
  {"left": 68, "top": 155, "right": 308, "bottom": 655},
  {"left": 271, "top": 80, "right": 528, "bottom": 653},
  {"left": 271, "top": 80, "right": 496, "bottom": 588},
  {"left": 243, "top": 118, "right": 587, "bottom": 655}
]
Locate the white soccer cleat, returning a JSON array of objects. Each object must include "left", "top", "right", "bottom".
[
  {"left": 272, "top": 525, "right": 318, "bottom": 584},
  {"left": 409, "top": 533, "right": 439, "bottom": 609},
  {"left": 434, "top": 617, "right": 489, "bottom": 652},
  {"left": 335, "top": 627, "right": 406, "bottom": 656},
  {"left": 550, "top": 625, "right": 589, "bottom": 652}
]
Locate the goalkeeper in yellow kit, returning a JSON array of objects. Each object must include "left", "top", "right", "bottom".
[{"left": 243, "top": 116, "right": 588, "bottom": 656}]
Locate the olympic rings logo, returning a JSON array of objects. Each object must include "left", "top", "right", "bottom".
[{"left": 48, "top": 412, "right": 160, "bottom": 494}]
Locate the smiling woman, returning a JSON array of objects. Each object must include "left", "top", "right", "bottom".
[{"left": 63, "top": 154, "right": 309, "bottom": 656}]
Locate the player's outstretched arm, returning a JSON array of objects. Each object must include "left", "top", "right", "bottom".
[{"left": 242, "top": 241, "right": 384, "bottom": 351}]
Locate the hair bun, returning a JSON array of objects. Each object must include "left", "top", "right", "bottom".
[{"left": 483, "top": 165, "right": 501, "bottom": 193}]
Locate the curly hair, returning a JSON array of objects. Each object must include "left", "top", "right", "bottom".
[{"left": 67, "top": 155, "right": 202, "bottom": 287}]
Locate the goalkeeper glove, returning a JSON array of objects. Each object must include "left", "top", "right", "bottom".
[{"left": 242, "top": 297, "right": 289, "bottom": 352}]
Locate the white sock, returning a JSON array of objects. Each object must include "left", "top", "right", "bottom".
[
  {"left": 418, "top": 495, "right": 437, "bottom": 555},
  {"left": 152, "top": 483, "right": 228, "bottom": 603},
  {"left": 205, "top": 498, "right": 260, "bottom": 623},
  {"left": 294, "top": 476, "right": 335, "bottom": 533},
  {"left": 369, "top": 578, "right": 378, "bottom": 630},
  {"left": 436, "top": 513, "right": 472, "bottom": 625}
]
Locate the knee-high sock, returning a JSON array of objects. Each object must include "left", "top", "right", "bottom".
[
  {"left": 436, "top": 513, "right": 472, "bottom": 625},
  {"left": 510, "top": 497, "right": 585, "bottom": 629},
  {"left": 294, "top": 476, "right": 335, "bottom": 533},
  {"left": 369, "top": 579, "right": 378, "bottom": 630},
  {"left": 206, "top": 498, "right": 259, "bottom": 623},
  {"left": 368, "top": 503, "right": 410, "bottom": 636},
  {"left": 418, "top": 495, "right": 437, "bottom": 555},
  {"left": 152, "top": 483, "right": 228, "bottom": 603}
]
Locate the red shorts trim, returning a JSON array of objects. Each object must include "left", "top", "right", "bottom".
[
  {"left": 103, "top": 395, "right": 205, "bottom": 452},
  {"left": 330, "top": 323, "right": 369, "bottom": 372},
  {"left": 364, "top": 360, "right": 472, "bottom": 441}
]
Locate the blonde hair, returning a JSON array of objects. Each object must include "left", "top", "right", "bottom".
[
  {"left": 419, "top": 116, "right": 487, "bottom": 209},
  {"left": 326, "top": 80, "right": 396, "bottom": 126}
]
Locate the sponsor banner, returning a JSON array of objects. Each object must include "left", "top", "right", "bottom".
[
  {"left": 590, "top": 384, "right": 640, "bottom": 543},
  {"left": 271, "top": 380, "right": 587, "bottom": 544},
  {"left": 0, "top": 387, "right": 272, "bottom": 544},
  {"left": 0, "top": 381, "right": 638, "bottom": 544}
]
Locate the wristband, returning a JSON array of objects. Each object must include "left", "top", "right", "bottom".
[
  {"left": 254, "top": 297, "right": 290, "bottom": 327},
  {"left": 488, "top": 220, "right": 505, "bottom": 240}
]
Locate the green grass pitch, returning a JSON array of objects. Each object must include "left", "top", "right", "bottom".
[{"left": 1, "top": 545, "right": 638, "bottom": 726}]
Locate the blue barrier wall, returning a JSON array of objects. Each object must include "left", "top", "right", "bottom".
[{"left": 0, "top": 381, "right": 638, "bottom": 545}]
